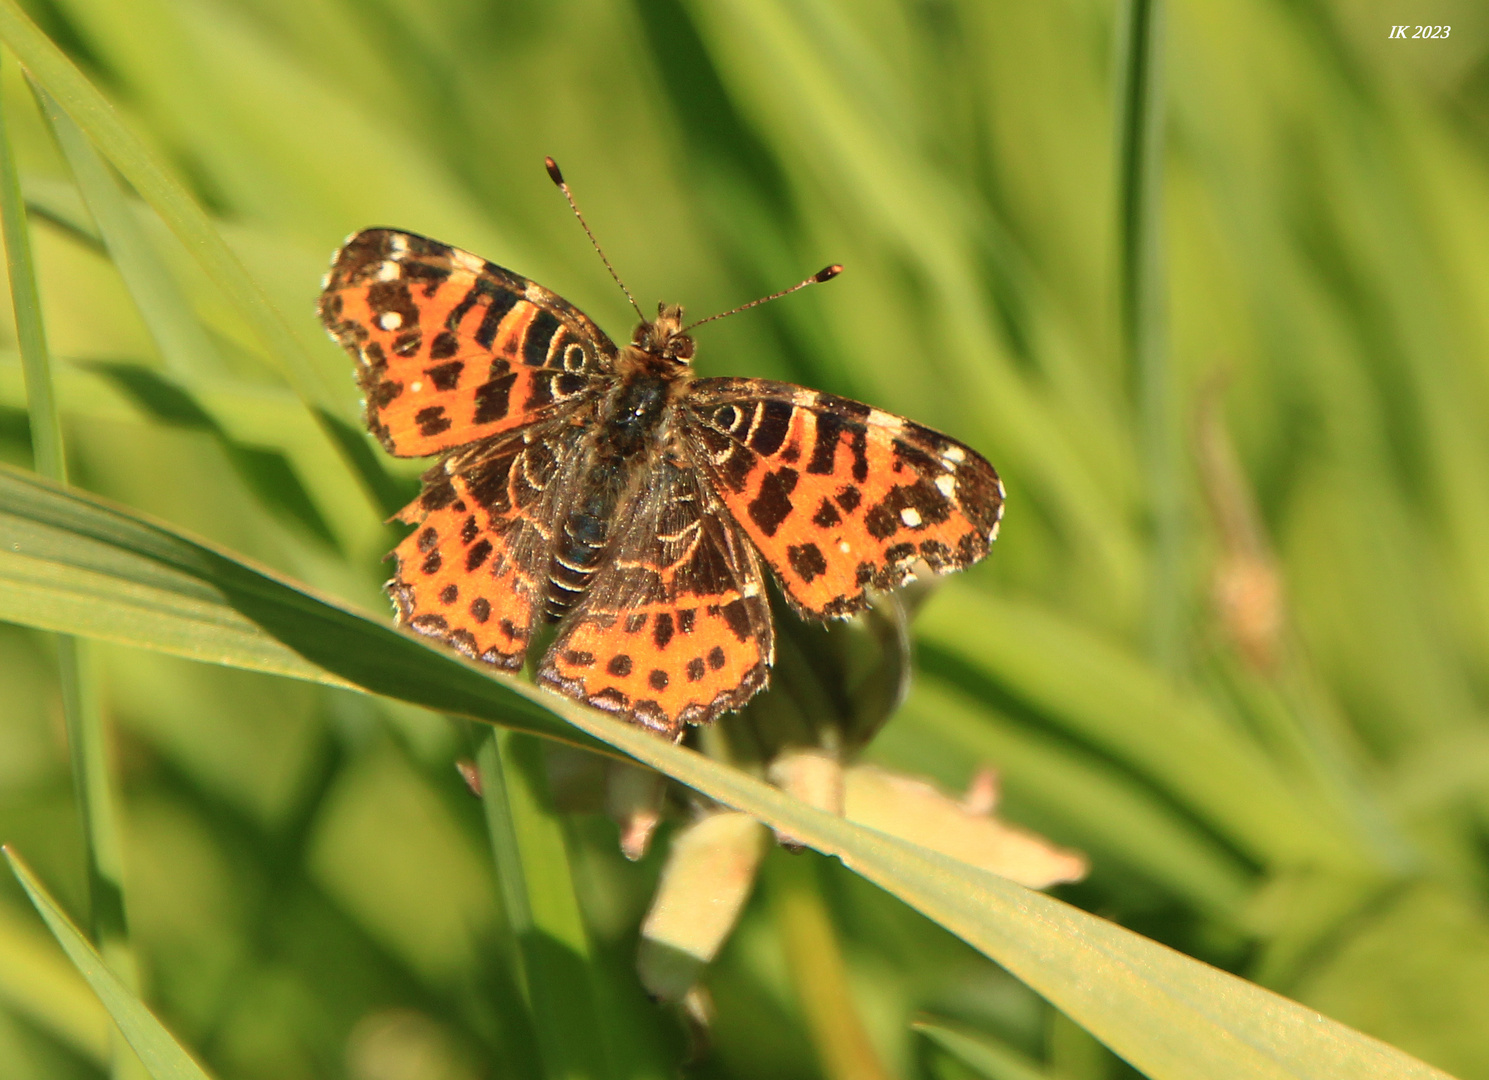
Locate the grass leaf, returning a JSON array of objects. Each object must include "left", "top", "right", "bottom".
[
  {"left": 0, "top": 462, "right": 1454, "bottom": 1080},
  {"left": 4, "top": 847, "right": 216, "bottom": 1080}
]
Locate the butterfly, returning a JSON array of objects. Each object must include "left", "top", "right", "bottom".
[{"left": 318, "top": 167, "right": 1003, "bottom": 740}]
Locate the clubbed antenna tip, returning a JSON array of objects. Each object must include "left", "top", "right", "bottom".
[
  {"left": 544, "top": 156, "right": 643, "bottom": 321},
  {"left": 683, "top": 262, "right": 845, "bottom": 332}
]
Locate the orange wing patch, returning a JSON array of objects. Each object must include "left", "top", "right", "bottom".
[
  {"left": 538, "top": 462, "right": 773, "bottom": 738},
  {"left": 390, "top": 424, "right": 586, "bottom": 669},
  {"left": 319, "top": 229, "right": 615, "bottom": 457},
  {"left": 685, "top": 379, "right": 1004, "bottom": 619}
]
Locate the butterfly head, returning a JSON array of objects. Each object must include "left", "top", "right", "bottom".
[{"left": 632, "top": 302, "right": 696, "bottom": 363}]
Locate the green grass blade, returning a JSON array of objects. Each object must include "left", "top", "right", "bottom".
[
  {"left": 477, "top": 732, "right": 612, "bottom": 1080},
  {"left": 0, "top": 462, "right": 1455, "bottom": 1080},
  {"left": 82, "top": 360, "right": 340, "bottom": 548},
  {"left": 0, "top": 463, "right": 603, "bottom": 749},
  {"left": 0, "top": 0, "right": 406, "bottom": 516},
  {"left": 3, "top": 847, "right": 216, "bottom": 1080},
  {"left": 0, "top": 53, "right": 141, "bottom": 1079},
  {"left": 770, "top": 853, "right": 895, "bottom": 1080},
  {"left": 1115, "top": 0, "right": 1180, "bottom": 667},
  {"left": 0, "top": 0, "right": 329, "bottom": 405},
  {"left": 913, "top": 1016, "right": 1049, "bottom": 1080},
  {"left": 30, "top": 82, "right": 224, "bottom": 381},
  {"left": 916, "top": 587, "right": 1364, "bottom": 868},
  {"left": 0, "top": 900, "right": 110, "bottom": 1065},
  {"left": 0, "top": 47, "right": 61, "bottom": 482}
]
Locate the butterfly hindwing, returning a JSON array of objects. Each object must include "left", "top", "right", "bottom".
[
  {"left": 538, "top": 457, "right": 774, "bottom": 738},
  {"left": 684, "top": 378, "right": 1004, "bottom": 619},
  {"left": 390, "top": 420, "right": 592, "bottom": 668},
  {"left": 320, "top": 228, "right": 617, "bottom": 457}
]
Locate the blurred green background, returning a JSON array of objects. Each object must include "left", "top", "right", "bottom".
[{"left": 3, "top": 0, "right": 1489, "bottom": 1077}]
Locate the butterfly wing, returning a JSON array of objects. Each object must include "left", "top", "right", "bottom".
[
  {"left": 538, "top": 457, "right": 774, "bottom": 738},
  {"left": 320, "top": 228, "right": 616, "bottom": 457},
  {"left": 683, "top": 378, "right": 1004, "bottom": 619},
  {"left": 390, "top": 417, "right": 595, "bottom": 669}
]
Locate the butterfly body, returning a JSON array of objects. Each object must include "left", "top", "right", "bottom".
[{"left": 320, "top": 228, "right": 1003, "bottom": 739}]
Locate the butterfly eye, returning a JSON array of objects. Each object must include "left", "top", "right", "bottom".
[
  {"left": 670, "top": 335, "right": 695, "bottom": 361},
  {"left": 563, "top": 343, "right": 586, "bottom": 372},
  {"left": 713, "top": 405, "right": 740, "bottom": 430}
]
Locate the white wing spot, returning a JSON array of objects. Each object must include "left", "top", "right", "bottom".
[
  {"left": 319, "top": 272, "right": 331, "bottom": 290},
  {"left": 410, "top": 380, "right": 424, "bottom": 393},
  {"left": 900, "top": 507, "right": 922, "bottom": 528},
  {"left": 376, "top": 260, "right": 400, "bottom": 281},
  {"left": 378, "top": 311, "right": 403, "bottom": 331},
  {"left": 935, "top": 474, "right": 956, "bottom": 498},
  {"left": 942, "top": 445, "right": 966, "bottom": 464},
  {"left": 453, "top": 250, "right": 484, "bottom": 274},
  {"left": 389, "top": 234, "right": 409, "bottom": 254}
]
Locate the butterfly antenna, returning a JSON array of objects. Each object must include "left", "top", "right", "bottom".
[
  {"left": 545, "top": 157, "right": 645, "bottom": 323},
  {"left": 683, "top": 264, "right": 843, "bottom": 332}
]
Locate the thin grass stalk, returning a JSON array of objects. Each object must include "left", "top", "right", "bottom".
[
  {"left": 1116, "top": 0, "right": 1181, "bottom": 668},
  {"left": 0, "top": 49, "right": 142, "bottom": 1080},
  {"left": 30, "top": 81, "right": 225, "bottom": 380},
  {"left": 0, "top": 0, "right": 407, "bottom": 517},
  {"left": 476, "top": 730, "right": 612, "bottom": 1080},
  {"left": 5, "top": 848, "right": 216, "bottom": 1080},
  {"left": 770, "top": 852, "right": 898, "bottom": 1080}
]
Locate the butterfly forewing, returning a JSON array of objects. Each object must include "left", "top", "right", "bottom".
[
  {"left": 319, "top": 228, "right": 616, "bottom": 456},
  {"left": 683, "top": 378, "right": 1004, "bottom": 619}
]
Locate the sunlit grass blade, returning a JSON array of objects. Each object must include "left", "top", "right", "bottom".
[
  {"left": 915, "top": 587, "right": 1367, "bottom": 868},
  {"left": 0, "top": 52, "right": 142, "bottom": 1079},
  {"left": 31, "top": 82, "right": 224, "bottom": 381},
  {"left": 0, "top": 462, "right": 1457, "bottom": 1080},
  {"left": 1115, "top": 0, "right": 1181, "bottom": 667},
  {"left": 888, "top": 680, "right": 1253, "bottom": 918},
  {"left": 0, "top": 464, "right": 602, "bottom": 750},
  {"left": 0, "top": 900, "right": 110, "bottom": 1066},
  {"left": 477, "top": 731, "right": 613, "bottom": 1080},
  {"left": 769, "top": 853, "right": 895, "bottom": 1080},
  {"left": 913, "top": 1016, "right": 1049, "bottom": 1080},
  {"left": 3, "top": 847, "right": 216, "bottom": 1080},
  {"left": 82, "top": 360, "right": 340, "bottom": 548},
  {"left": 0, "top": 0, "right": 407, "bottom": 516},
  {"left": 682, "top": 0, "right": 1139, "bottom": 594}
]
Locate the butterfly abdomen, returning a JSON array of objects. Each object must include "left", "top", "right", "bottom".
[
  {"left": 544, "top": 365, "right": 684, "bottom": 620},
  {"left": 545, "top": 453, "right": 633, "bottom": 620}
]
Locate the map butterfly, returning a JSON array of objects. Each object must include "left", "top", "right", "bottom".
[{"left": 318, "top": 161, "right": 1004, "bottom": 739}]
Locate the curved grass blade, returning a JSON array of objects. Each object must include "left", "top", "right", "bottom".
[
  {"left": 4, "top": 848, "right": 216, "bottom": 1080},
  {"left": 0, "top": 464, "right": 601, "bottom": 751},
  {"left": 913, "top": 1016, "right": 1048, "bottom": 1080},
  {"left": 477, "top": 732, "right": 612, "bottom": 1080},
  {"left": 0, "top": 0, "right": 406, "bottom": 516},
  {"left": 0, "top": 463, "right": 1455, "bottom": 1080},
  {"left": 0, "top": 60, "right": 141, "bottom": 1080},
  {"left": 1115, "top": 0, "right": 1180, "bottom": 667},
  {"left": 0, "top": 900, "right": 110, "bottom": 1065}
]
